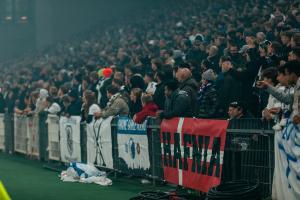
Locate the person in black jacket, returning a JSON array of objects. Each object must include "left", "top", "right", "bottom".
[
  {"left": 186, "top": 35, "right": 207, "bottom": 67},
  {"left": 162, "top": 80, "right": 178, "bottom": 115},
  {"left": 159, "top": 80, "right": 195, "bottom": 119},
  {"left": 207, "top": 45, "right": 220, "bottom": 74},
  {"left": 215, "top": 56, "right": 242, "bottom": 118},
  {"left": 98, "top": 77, "right": 112, "bottom": 109},
  {"left": 129, "top": 88, "right": 143, "bottom": 117},
  {"left": 227, "top": 49, "right": 262, "bottom": 117},
  {"left": 66, "top": 89, "right": 82, "bottom": 116},
  {"left": 0, "top": 93, "right": 5, "bottom": 113},
  {"left": 153, "top": 70, "right": 167, "bottom": 110},
  {"left": 176, "top": 67, "right": 198, "bottom": 117}
]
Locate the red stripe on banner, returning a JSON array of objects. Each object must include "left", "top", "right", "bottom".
[
  {"left": 160, "top": 117, "right": 229, "bottom": 193},
  {"left": 163, "top": 163, "right": 179, "bottom": 185}
]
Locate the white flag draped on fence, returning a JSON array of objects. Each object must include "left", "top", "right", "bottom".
[
  {"left": 87, "top": 116, "right": 114, "bottom": 169},
  {"left": 14, "top": 114, "right": 28, "bottom": 154},
  {"left": 117, "top": 117, "right": 150, "bottom": 170},
  {"left": 60, "top": 116, "right": 81, "bottom": 163},
  {"left": 273, "top": 119, "right": 300, "bottom": 200},
  {"left": 27, "top": 115, "right": 39, "bottom": 157},
  {"left": 47, "top": 114, "right": 60, "bottom": 161}
]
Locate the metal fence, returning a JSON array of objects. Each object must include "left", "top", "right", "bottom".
[
  {"left": 46, "top": 114, "right": 60, "bottom": 161},
  {"left": 223, "top": 119, "right": 274, "bottom": 198},
  {"left": 27, "top": 115, "right": 39, "bottom": 157},
  {"left": 4, "top": 113, "right": 14, "bottom": 154},
  {"left": 2, "top": 113, "right": 275, "bottom": 198},
  {"left": 14, "top": 114, "right": 28, "bottom": 154}
]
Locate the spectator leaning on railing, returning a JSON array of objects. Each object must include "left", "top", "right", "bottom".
[
  {"left": 94, "top": 85, "right": 129, "bottom": 119},
  {"left": 158, "top": 68, "right": 198, "bottom": 119},
  {"left": 44, "top": 96, "right": 61, "bottom": 115},
  {"left": 260, "top": 67, "right": 281, "bottom": 122},
  {"left": 81, "top": 90, "right": 100, "bottom": 123},
  {"left": 66, "top": 89, "right": 82, "bottom": 116},
  {"left": 227, "top": 101, "right": 252, "bottom": 120},
  {"left": 133, "top": 93, "right": 158, "bottom": 124},
  {"left": 256, "top": 61, "right": 300, "bottom": 117}
]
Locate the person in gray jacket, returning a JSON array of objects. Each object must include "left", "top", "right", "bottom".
[
  {"left": 94, "top": 85, "right": 129, "bottom": 119},
  {"left": 257, "top": 61, "right": 300, "bottom": 123}
]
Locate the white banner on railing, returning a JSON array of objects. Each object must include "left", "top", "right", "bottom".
[
  {"left": 14, "top": 114, "right": 28, "bottom": 154},
  {"left": 87, "top": 116, "right": 114, "bottom": 169},
  {"left": 47, "top": 114, "right": 60, "bottom": 161},
  {"left": 27, "top": 115, "right": 39, "bottom": 157},
  {"left": 60, "top": 116, "right": 81, "bottom": 163},
  {"left": 273, "top": 120, "right": 300, "bottom": 200},
  {"left": 117, "top": 117, "right": 150, "bottom": 171},
  {"left": 0, "top": 114, "right": 5, "bottom": 150}
]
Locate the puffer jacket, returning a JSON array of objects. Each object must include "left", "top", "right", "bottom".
[{"left": 197, "top": 83, "right": 218, "bottom": 118}]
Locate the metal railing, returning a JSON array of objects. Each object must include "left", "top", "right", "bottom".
[
  {"left": 225, "top": 119, "right": 274, "bottom": 198},
  {"left": 1, "top": 113, "right": 275, "bottom": 198}
]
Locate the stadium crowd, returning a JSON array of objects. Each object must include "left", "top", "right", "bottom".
[{"left": 0, "top": 0, "right": 299, "bottom": 125}]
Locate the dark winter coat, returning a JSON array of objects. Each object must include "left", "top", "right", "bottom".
[
  {"left": 153, "top": 82, "right": 165, "bottom": 110},
  {"left": 228, "top": 59, "right": 261, "bottom": 117},
  {"left": 216, "top": 72, "right": 242, "bottom": 118},
  {"left": 160, "top": 90, "right": 193, "bottom": 119},
  {"left": 178, "top": 77, "right": 198, "bottom": 116},
  {"left": 197, "top": 83, "right": 218, "bottom": 118},
  {"left": 67, "top": 98, "right": 82, "bottom": 116}
]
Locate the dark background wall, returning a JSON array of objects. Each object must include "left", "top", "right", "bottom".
[
  {"left": 0, "top": 0, "right": 158, "bottom": 61},
  {"left": 0, "top": 0, "right": 35, "bottom": 61}
]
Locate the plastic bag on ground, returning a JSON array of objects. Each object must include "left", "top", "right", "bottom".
[{"left": 60, "top": 162, "right": 112, "bottom": 186}]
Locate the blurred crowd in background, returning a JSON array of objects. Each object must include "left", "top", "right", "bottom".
[{"left": 0, "top": 0, "right": 299, "bottom": 124}]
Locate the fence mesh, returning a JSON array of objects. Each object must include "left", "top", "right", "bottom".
[
  {"left": 222, "top": 119, "right": 274, "bottom": 198},
  {"left": 4, "top": 113, "right": 14, "bottom": 153},
  {"left": 47, "top": 114, "right": 60, "bottom": 161},
  {"left": 14, "top": 114, "right": 28, "bottom": 154},
  {"left": 27, "top": 115, "right": 40, "bottom": 157}
]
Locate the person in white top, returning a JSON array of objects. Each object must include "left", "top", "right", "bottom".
[
  {"left": 261, "top": 67, "right": 282, "bottom": 122},
  {"left": 144, "top": 72, "right": 157, "bottom": 95}
]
